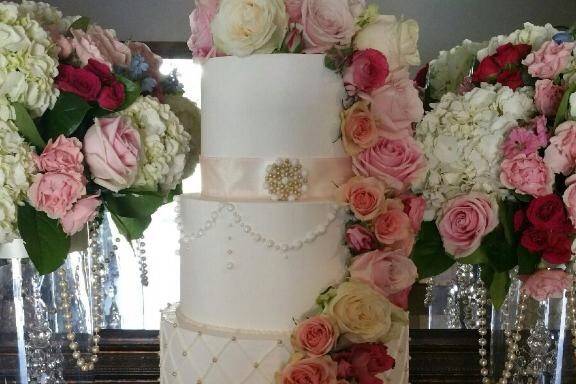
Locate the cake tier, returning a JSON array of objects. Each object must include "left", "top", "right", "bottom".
[
  {"left": 178, "top": 194, "right": 348, "bottom": 331},
  {"left": 160, "top": 305, "right": 409, "bottom": 384},
  {"left": 201, "top": 54, "right": 345, "bottom": 159}
]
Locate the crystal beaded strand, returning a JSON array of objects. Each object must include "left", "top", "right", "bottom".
[{"left": 134, "top": 238, "right": 149, "bottom": 286}]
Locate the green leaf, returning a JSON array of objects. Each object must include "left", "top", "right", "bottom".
[
  {"left": 499, "top": 200, "right": 519, "bottom": 245},
  {"left": 166, "top": 184, "right": 183, "bottom": 204},
  {"left": 68, "top": 16, "right": 90, "bottom": 32},
  {"left": 108, "top": 209, "right": 151, "bottom": 242},
  {"left": 115, "top": 75, "right": 141, "bottom": 111},
  {"left": 43, "top": 93, "right": 91, "bottom": 140},
  {"left": 489, "top": 271, "right": 511, "bottom": 309},
  {"left": 13, "top": 103, "right": 46, "bottom": 149},
  {"left": 517, "top": 246, "right": 541, "bottom": 275},
  {"left": 554, "top": 82, "right": 576, "bottom": 128},
  {"left": 103, "top": 192, "right": 164, "bottom": 219},
  {"left": 481, "top": 226, "right": 518, "bottom": 272},
  {"left": 412, "top": 221, "right": 455, "bottom": 279},
  {"left": 512, "top": 192, "right": 532, "bottom": 203},
  {"left": 459, "top": 246, "right": 489, "bottom": 265},
  {"left": 17, "top": 203, "right": 70, "bottom": 275}
]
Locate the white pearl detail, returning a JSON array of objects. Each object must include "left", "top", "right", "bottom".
[{"left": 226, "top": 262, "right": 234, "bottom": 270}]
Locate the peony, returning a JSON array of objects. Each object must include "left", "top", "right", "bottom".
[
  {"left": 500, "top": 153, "right": 553, "bottom": 197},
  {"left": 324, "top": 281, "right": 407, "bottom": 343},
  {"left": 60, "top": 194, "right": 101, "bottom": 236},
  {"left": 28, "top": 172, "right": 86, "bottom": 219},
  {"left": 521, "top": 269, "right": 573, "bottom": 302},
  {"left": 292, "top": 315, "right": 339, "bottom": 356},
  {"left": 340, "top": 101, "right": 379, "bottom": 156},
  {"left": 373, "top": 209, "right": 412, "bottom": 245},
  {"left": 563, "top": 184, "right": 576, "bottom": 228},
  {"left": 353, "top": 137, "right": 426, "bottom": 193},
  {"left": 437, "top": 193, "right": 498, "bottom": 258},
  {"left": 544, "top": 121, "right": 576, "bottom": 175},
  {"left": 343, "top": 49, "right": 389, "bottom": 95},
  {"left": 36, "top": 135, "right": 83, "bottom": 174},
  {"left": 71, "top": 25, "right": 131, "bottom": 68},
  {"left": 301, "top": 0, "right": 356, "bottom": 53},
  {"left": 369, "top": 75, "right": 424, "bottom": 139},
  {"left": 501, "top": 126, "right": 543, "bottom": 160},
  {"left": 279, "top": 355, "right": 338, "bottom": 384},
  {"left": 350, "top": 248, "right": 417, "bottom": 299},
  {"left": 187, "top": 0, "right": 219, "bottom": 59},
  {"left": 354, "top": 15, "right": 420, "bottom": 71},
  {"left": 211, "top": 0, "right": 288, "bottom": 57},
  {"left": 83, "top": 117, "right": 141, "bottom": 192},
  {"left": 534, "top": 79, "right": 564, "bottom": 117},
  {"left": 345, "top": 225, "right": 377, "bottom": 254},
  {"left": 338, "top": 176, "right": 386, "bottom": 221},
  {"left": 523, "top": 41, "right": 576, "bottom": 80}
]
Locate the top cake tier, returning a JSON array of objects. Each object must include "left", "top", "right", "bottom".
[{"left": 202, "top": 54, "right": 345, "bottom": 158}]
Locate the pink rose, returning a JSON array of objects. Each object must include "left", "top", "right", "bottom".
[
  {"left": 339, "top": 176, "right": 386, "bottom": 221},
  {"left": 535, "top": 79, "right": 564, "bottom": 116},
  {"left": 350, "top": 248, "right": 417, "bottom": 299},
  {"left": 563, "top": 183, "right": 576, "bottom": 228},
  {"left": 353, "top": 137, "right": 426, "bottom": 192},
  {"left": 285, "top": 0, "right": 303, "bottom": 23},
  {"left": 83, "top": 117, "right": 141, "bottom": 192},
  {"left": 56, "top": 35, "right": 73, "bottom": 59},
  {"left": 128, "top": 42, "right": 163, "bottom": 80},
  {"left": 292, "top": 315, "right": 339, "bottom": 356},
  {"left": 500, "top": 153, "right": 554, "bottom": 197},
  {"left": 36, "top": 135, "right": 83, "bottom": 174},
  {"left": 401, "top": 194, "right": 425, "bottom": 232},
  {"left": 437, "top": 193, "right": 498, "bottom": 258},
  {"left": 368, "top": 75, "right": 424, "bottom": 139},
  {"left": 280, "top": 355, "right": 338, "bottom": 384},
  {"left": 60, "top": 195, "right": 102, "bottom": 236},
  {"left": 343, "top": 49, "right": 389, "bottom": 95},
  {"left": 388, "top": 286, "right": 411, "bottom": 310},
  {"left": 301, "top": 0, "right": 356, "bottom": 53},
  {"left": 523, "top": 41, "right": 576, "bottom": 79},
  {"left": 28, "top": 172, "right": 86, "bottom": 220},
  {"left": 341, "top": 101, "right": 379, "bottom": 156},
  {"left": 521, "top": 269, "right": 573, "bottom": 302},
  {"left": 71, "top": 25, "right": 132, "bottom": 69},
  {"left": 373, "top": 209, "right": 412, "bottom": 245},
  {"left": 345, "top": 225, "right": 377, "bottom": 254},
  {"left": 544, "top": 121, "right": 576, "bottom": 175},
  {"left": 187, "top": 0, "right": 219, "bottom": 59}
]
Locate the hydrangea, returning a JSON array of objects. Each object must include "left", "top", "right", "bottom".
[
  {"left": 0, "top": 2, "right": 60, "bottom": 117},
  {"left": 18, "top": 0, "right": 63, "bottom": 29},
  {"left": 414, "top": 83, "right": 536, "bottom": 217},
  {"left": 0, "top": 114, "right": 37, "bottom": 243},
  {"left": 427, "top": 39, "right": 487, "bottom": 101},
  {"left": 119, "top": 96, "right": 191, "bottom": 193},
  {"left": 477, "top": 23, "right": 558, "bottom": 61}
]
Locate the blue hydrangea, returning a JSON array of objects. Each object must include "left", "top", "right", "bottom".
[
  {"left": 129, "top": 54, "right": 150, "bottom": 79},
  {"left": 161, "top": 70, "right": 184, "bottom": 95},
  {"left": 141, "top": 77, "right": 158, "bottom": 93},
  {"left": 553, "top": 31, "right": 574, "bottom": 44}
]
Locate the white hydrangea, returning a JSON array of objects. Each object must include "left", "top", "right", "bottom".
[
  {"left": 18, "top": 1, "right": 63, "bottom": 29},
  {"left": 0, "top": 2, "right": 60, "bottom": 117},
  {"left": 0, "top": 115, "right": 37, "bottom": 244},
  {"left": 477, "top": 22, "right": 558, "bottom": 61},
  {"left": 428, "top": 39, "right": 487, "bottom": 101},
  {"left": 119, "top": 96, "right": 192, "bottom": 193},
  {"left": 414, "top": 83, "right": 536, "bottom": 218}
]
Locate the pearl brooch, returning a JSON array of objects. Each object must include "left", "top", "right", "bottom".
[{"left": 264, "top": 158, "right": 308, "bottom": 201}]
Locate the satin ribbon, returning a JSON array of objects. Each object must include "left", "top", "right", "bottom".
[{"left": 201, "top": 156, "right": 353, "bottom": 201}]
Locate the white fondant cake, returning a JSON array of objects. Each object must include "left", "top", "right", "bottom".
[{"left": 160, "top": 54, "right": 409, "bottom": 384}]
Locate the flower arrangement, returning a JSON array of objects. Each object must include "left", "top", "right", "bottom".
[
  {"left": 0, "top": 1, "right": 200, "bottom": 274},
  {"left": 414, "top": 22, "right": 576, "bottom": 307}
]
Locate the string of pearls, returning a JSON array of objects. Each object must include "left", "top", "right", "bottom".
[
  {"left": 57, "top": 223, "right": 104, "bottom": 372},
  {"left": 477, "top": 284, "right": 529, "bottom": 384},
  {"left": 179, "top": 202, "right": 342, "bottom": 254}
]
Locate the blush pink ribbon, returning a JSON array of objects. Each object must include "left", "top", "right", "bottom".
[{"left": 201, "top": 156, "right": 353, "bottom": 201}]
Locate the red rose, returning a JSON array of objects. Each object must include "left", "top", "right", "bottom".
[
  {"left": 56, "top": 65, "right": 102, "bottom": 101},
  {"left": 472, "top": 56, "right": 500, "bottom": 83},
  {"left": 514, "top": 210, "right": 526, "bottom": 232},
  {"left": 333, "top": 343, "right": 395, "bottom": 384},
  {"left": 343, "top": 49, "right": 390, "bottom": 94},
  {"left": 526, "top": 194, "right": 570, "bottom": 230},
  {"left": 85, "top": 59, "right": 115, "bottom": 85},
  {"left": 494, "top": 43, "right": 532, "bottom": 67},
  {"left": 520, "top": 227, "right": 548, "bottom": 252},
  {"left": 414, "top": 63, "right": 429, "bottom": 89},
  {"left": 497, "top": 69, "right": 524, "bottom": 90},
  {"left": 543, "top": 232, "right": 572, "bottom": 264},
  {"left": 98, "top": 82, "right": 126, "bottom": 110}
]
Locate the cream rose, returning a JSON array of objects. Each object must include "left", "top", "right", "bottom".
[
  {"left": 324, "top": 281, "right": 407, "bottom": 343},
  {"left": 354, "top": 15, "right": 420, "bottom": 71},
  {"left": 211, "top": 0, "right": 288, "bottom": 57}
]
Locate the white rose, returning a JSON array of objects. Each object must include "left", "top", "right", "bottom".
[
  {"left": 211, "top": 0, "right": 288, "bottom": 57},
  {"left": 354, "top": 15, "right": 420, "bottom": 71}
]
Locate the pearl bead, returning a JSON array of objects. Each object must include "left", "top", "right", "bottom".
[
  {"left": 69, "top": 342, "right": 79, "bottom": 350},
  {"left": 72, "top": 351, "right": 81, "bottom": 359},
  {"left": 479, "top": 358, "right": 488, "bottom": 367}
]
